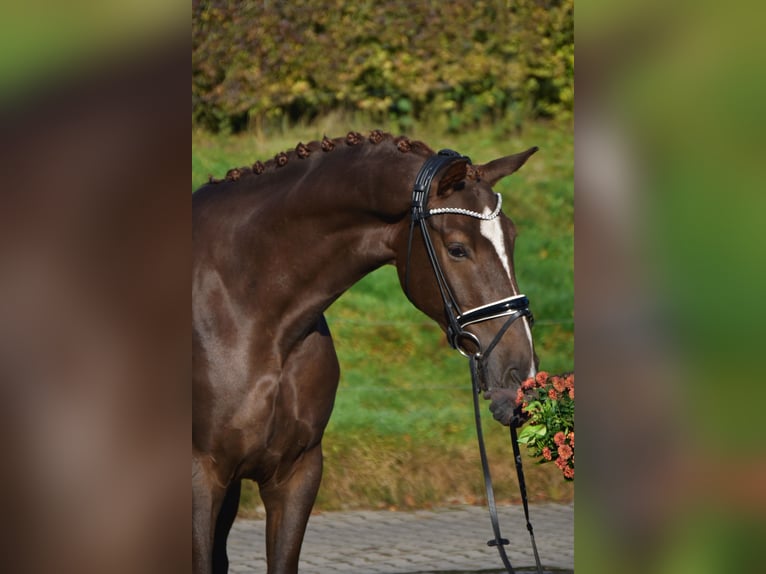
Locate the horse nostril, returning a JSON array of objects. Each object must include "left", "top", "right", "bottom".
[{"left": 505, "top": 368, "right": 524, "bottom": 387}]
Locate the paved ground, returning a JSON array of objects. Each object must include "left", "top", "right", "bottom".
[{"left": 228, "top": 502, "right": 573, "bottom": 573}]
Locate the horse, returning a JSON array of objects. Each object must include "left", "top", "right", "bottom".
[{"left": 192, "top": 130, "right": 539, "bottom": 574}]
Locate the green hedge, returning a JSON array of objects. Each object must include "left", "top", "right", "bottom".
[{"left": 192, "top": 0, "right": 573, "bottom": 132}]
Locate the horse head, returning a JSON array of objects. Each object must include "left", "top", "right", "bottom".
[{"left": 395, "top": 147, "right": 540, "bottom": 425}]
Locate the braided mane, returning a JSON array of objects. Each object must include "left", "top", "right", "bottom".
[{"left": 207, "top": 130, "right": 433, "bottom": 184}]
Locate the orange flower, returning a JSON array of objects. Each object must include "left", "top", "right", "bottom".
[
  {"left": 535, "top": 371, "right": 549, "bottom": 386},
  {"left": 515, "top": 387, "right": 525, "bottom": 406},
  {"left": 522, "top": 377, "right": 536, "bottom": 390},
  {"left": 553, "top": 431, "right": 566, "bottom": 446},
  {"left": 552, "top": 376, "right": 566, "bottom": 393},
  {"left": 567, "top": 432, "right": 574, "bottom": 447},
  {"left": 548, "top": 388, "right": 558, "bottom": 400},
  {"left": 542, "top": 447, "right": 552, "bottom": 461},
  {"left": 557, "top": 444, "right": 573, "bottom": 461},
  {"left": 563, "top": 466, "right": 574, "bottom": 479}
]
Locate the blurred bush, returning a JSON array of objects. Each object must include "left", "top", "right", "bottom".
[
  {"left": 192, "top": 0, "right": 573, "bottom": 132},
  {"left": 575, "top": 1, "right": 766, "bottom": 573}
]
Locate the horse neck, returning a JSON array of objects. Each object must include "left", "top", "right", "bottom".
[{"left": 208, "top": 145, "right": 426, "bottom": 347}]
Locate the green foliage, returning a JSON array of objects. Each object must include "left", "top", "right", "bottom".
[{"left": 192, "top": 0, "right": 573, "bottom": 133}]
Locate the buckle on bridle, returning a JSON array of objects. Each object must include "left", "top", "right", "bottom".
[{"left": 449, "top": 328, "right": 483, "bottom": 359}]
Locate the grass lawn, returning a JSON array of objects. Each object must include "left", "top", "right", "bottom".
[{"left": 192, "top": 118, "right": 573, "bottom": 512}]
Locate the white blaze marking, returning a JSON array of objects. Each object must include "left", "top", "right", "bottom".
[
  {"left": 480, "top": 208, "right": 536, "bottom": 377},
  {"left": 523, "top": 318, "right": 537, "bottom": 380},
  {"left": 480, "top": 215, "right": 512, "bottom": 282}
]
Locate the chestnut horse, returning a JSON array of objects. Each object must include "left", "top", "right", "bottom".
[{"left": 192, "top": 131, "right": 538, "bottom": 573}]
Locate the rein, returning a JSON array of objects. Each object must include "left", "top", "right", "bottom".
[{"left": 406, "top": 150, "right": 544, "bottom": 574}]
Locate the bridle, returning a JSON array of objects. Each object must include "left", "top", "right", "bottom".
[
  {"left": 405, "top": 149, "right": 534, "bottom": 370},
  {"left": 405, "top": 149, "right": 544, "bottom": 574}
]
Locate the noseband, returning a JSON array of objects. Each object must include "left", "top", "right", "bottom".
[
  {"left": 405, "top": 149, "right": 534, "bottom": 368},
  {"left": 405, "top": 150, "right": 544, "bottom": 574}
]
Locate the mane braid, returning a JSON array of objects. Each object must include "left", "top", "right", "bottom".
[{"left": 212, "top": 130, "right": 432, "bottom": 184}]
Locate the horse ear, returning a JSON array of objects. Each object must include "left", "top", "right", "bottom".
[
  {"left": 477, "top": 146, "right": 539, "bottom": 186},
  {"left": 435, "top": 159, "right": 470, "bottom": 198}
]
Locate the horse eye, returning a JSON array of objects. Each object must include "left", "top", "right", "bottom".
[{"left": 447, "top": 244, "right": 468, "bottom": 259}]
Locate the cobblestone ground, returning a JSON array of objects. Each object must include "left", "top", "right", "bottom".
[{"left": 227, "top": 502, "right": 573, "bottom": 573}]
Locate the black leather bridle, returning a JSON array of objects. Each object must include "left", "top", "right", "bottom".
[
  {"left": 405, "top": 149, "right": 534, "bottom": 369},
  {"left": 405, "top": 149, "right": 544, "bottom": 574}
]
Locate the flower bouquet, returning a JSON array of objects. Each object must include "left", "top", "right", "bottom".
[{"left": 515, "top": 372, "right": 574, "bottom": 480}]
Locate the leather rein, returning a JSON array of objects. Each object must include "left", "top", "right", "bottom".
[{"left": 405, "top": 149, "right": 544, "bottom": 574}]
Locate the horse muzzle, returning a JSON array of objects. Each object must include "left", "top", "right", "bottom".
[{"left": 482, "top": 387, "right": 530, "bottom": 427}]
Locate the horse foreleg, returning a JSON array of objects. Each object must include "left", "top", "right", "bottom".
[
  {"left": 192, "top": 455, "right": 226, "bottom": 574},
  {"left": 212, "top": 480, "right": 241, "bottom": 573},
  {"left": 259, "top": 445, "right": 323, "bottom": 574}
]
